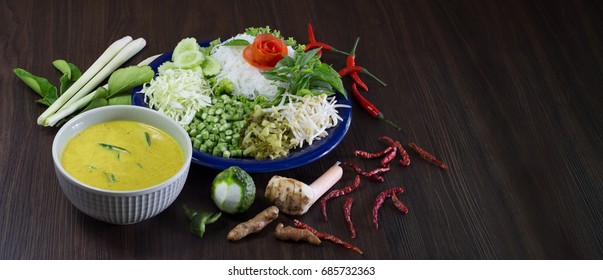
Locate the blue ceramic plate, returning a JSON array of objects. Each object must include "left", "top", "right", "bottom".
[{"left": 132, "top": 40, "right": 352, "bottom": 172}]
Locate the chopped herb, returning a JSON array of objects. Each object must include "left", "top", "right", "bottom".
[
  {"left": 105, "top": 172, "right": 116, "bottom": 183},
  {"left": 86, "top": 164, "right": 97, "bottom": 170},
  {"left": 137, "top": 162, "right": 143, "bottom": 169},
  {"left": 145, "top": 132, "right": 151, "bottom": 146},
  {"left": 99, "top": 143, "right": 130, "bottom": 153}
]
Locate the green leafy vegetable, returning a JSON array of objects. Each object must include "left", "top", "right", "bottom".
[
  {"left": 222, "top": 39, "right": 250, "bottom": 47},
  {"left": 244, "top": 26, "right": 297, "bottom": 46},
  {"left": 14, "top": 55, "right": 154, "bottom": 127},
  {"left": 53, "top": 60, "right": 82, "bottom": 95},
  {"left": 13, "top": 68, "right": 59, "bottom": 106},
  {"left": 183, "top": 205, "right": 222, "bottom": 239},
  {"left": 107, "top": 65, "right": 155, "bottom": 98},
  {"left": 261, "top": 48, "right": 346, "bottom": 102}
]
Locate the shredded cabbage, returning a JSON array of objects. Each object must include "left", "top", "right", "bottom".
[{"left": 141, "top": 68, "right": 211, "bottom": 126}]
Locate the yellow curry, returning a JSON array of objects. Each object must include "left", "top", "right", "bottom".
[{"left": 61, "top": 120, "right": 184, "bottom": 191}]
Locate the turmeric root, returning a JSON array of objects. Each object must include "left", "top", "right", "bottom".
[
  {"left": 227, "top": 206, "right": 279, "bottom": 241},
  {"left": 274, "top": 223, "right": 321, "bottom": 246}
]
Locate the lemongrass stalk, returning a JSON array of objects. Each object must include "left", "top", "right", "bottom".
[
  {"left": 43, "top": 52, "right": 157, "bottom": 127},
  {"left": 37, "top": 36, "right": 133, "bottom": 125},
  {"left": 60, "top": 38, "right": 147, "bottom": 111},
  {"left": 137, "top": 54, "right": 161, "bottom": 66},
  {"left": 44, "top": 38, "right": 147, "bottom": 127}
]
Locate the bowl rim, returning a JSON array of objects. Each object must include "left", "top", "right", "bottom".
[{"left": 52, "top": 105, "right": 193, "bottom": 196}]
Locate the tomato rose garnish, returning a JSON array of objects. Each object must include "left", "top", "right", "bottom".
[{"left": 243, "top": 33, "right": 288, "bottom": 70}]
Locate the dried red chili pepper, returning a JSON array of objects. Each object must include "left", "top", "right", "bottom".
[
  {"left": 372, "top": 186, "right": 405, "bottom": 229},
  {"left": 321, "top": 175, "right": 361, "bottom": 221},
  {"left": 408, "top": 142, "right": 448, "bottom": 170},
  {"left": 341, "top": 161, "right": 385, "bottom": 182},
  {"left": 380, "top": 146, "right": 398, "bottom": 167},
  {"left": 305, "top": 23, "right": 349, "bottom": 55},
  {"left": 391, "top": 194, "right": 409, "bottom": 214},
  {"left": 354, "top": 145, "right": 393, "bottom": 159},
  {"left": 365, "top": 165, "right": 391, "bottom": 177},
  {"left": 343, "top": 197, "right": 356, "bottom": 239},
  {"left": 293, "top": 219, "right": 363, "bottom": 255},
  {"left": 350, "top": 83, "right": 401, "bottom": 130},
  {"left": 397, "top": 141, "right": 411, "bottom": 167},
  {"left": 379, "top": 136, "right": 411, "bottom": 167}
]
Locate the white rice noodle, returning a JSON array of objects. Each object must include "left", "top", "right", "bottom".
[{"left": 211, "top": 34, "right": 293, "bottom": 101}]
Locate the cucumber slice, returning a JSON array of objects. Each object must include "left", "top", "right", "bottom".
[
  {"left": 211, "top": 166, "right": 255, "bottom": 214},
  {"left": 191, "top": 65, "right": 204, "bottom": 77},
  {"left": 157, "top": 61, "right": 178, "bottom": 74},
  {"left": 201, "top": 56, "right": 221, "bottom": 77},
  {"left": 172, "top": 37, "right": 201, "bottom": 61},
  {"left": 173, "top": 50, "right": 205, "bottom": 69}
]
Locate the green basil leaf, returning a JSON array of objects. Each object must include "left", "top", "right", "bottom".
[{"left": 222, "top": 39, "right": 250, "bottom": 47}]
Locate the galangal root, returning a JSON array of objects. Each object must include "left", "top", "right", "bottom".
[
  {"left": 227, "top": 206, "right": 279, "bottom": 241},
  {"left": 274, "top": 223, "right": 321, "bottom": 246}
]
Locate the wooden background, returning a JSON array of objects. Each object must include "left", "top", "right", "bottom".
[{"left": 1, "top": 0, "right": 602, "bottom": 259}]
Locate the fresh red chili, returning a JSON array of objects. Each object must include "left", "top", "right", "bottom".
[
  {"left": 321, "top": 175, "right": 361, "bottom": 221},
  {"left": 372, "top": 186, "right": 405, "bottom": 230},
  {"left": 346, "top": 38, "right": 359, "bottom": 67},
  {"left": 351, "top": 73, "right": 368, "bottom": 91},
  {"left": 350, "top": 83, "right": 401, "bottom": 130},
  {"left": 343, "top": 197, "right": 356, "bottom": 239},
  {"left": 408, "top": 142, "right": 449, "bottom": 170},
  {"left": 380, "top": 146, "right": 398, "bottom": 167},
  {"left": 339, "top": 66, "right": 388, "bottom": 87},
  {"left": 304, "top": 23, "right": 349, "bottom": 55},
  {"left": 307, "top": 22, "right": 317, "bottom": 43},
  {"left": 354, "top": 145, "right": 393, "bottom": 159},
  {"left": 338, "top": 65, "right": 361, "bottom": 77},
  {"left": 341, "top": 161, "right": 385, "bottom": 182},
  {"left": 307, "top": 22, "right": 321, "bottom": 55},
  {"left": 391, "top": 194, "right": 409, "bottom": 214},
  {"left": 379, "top": 136, "right": 411, "bottom": 167},
  {"left": 293, "top": 219, "right": 363, "bottom": 255},
  {"left": 304, "top": 42, "right": 333, "bottom": 52},
  {"left": 344, "top": 38, "right": 369, "bottom": 91}
]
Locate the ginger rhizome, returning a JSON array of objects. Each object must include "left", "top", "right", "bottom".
[
  {"left": 274, "top": 223, "right": 321, "bottom": 246},
  {"left": 227, "top": 206, "right": 279, "bottom": 241}
]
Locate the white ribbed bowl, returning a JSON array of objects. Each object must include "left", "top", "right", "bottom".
[{"left": 52, "top": 105, "right": 192, "bottom": 225}]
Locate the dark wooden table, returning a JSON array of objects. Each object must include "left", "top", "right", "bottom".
[{"left": 2, "top": 0, "right": 602, "bottom": 260}]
